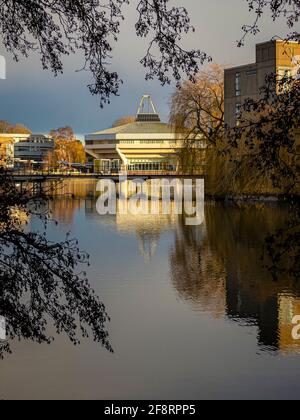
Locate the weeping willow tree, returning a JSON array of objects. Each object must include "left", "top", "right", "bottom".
[
  {"left": 170, "top": 64, "right": 299, "bottom": 197},
  {"left": 170, "top": 46, "right": 299, "bottom": 280},
  {"left": 169, "top": 63, "right": 235, "bottom": 192},
  {"left": 170, "top": 64, "right": 224, "bottom": 176}
]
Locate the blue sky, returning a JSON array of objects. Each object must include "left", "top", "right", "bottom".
[{"left": 0, "top": 0, "right": 289, "bottom": 137}]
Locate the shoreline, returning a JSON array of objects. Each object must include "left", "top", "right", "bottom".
[{"left": 206, "top": 194, "right": 300, "bottom": 204}]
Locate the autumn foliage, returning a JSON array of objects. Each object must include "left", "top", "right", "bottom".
[
  {"left": 112, "top": 116, "right": 136, "bottom": 128},
  {"left": 48, "top": 127, "right": 86, "bottom": 165},
  {"left": 0, "top": 120, "right": 31, "bottom": 134}
]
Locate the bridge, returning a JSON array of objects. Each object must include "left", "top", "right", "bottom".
[{"left": 10, "top": 170, "right": 206, "bottom": 183}]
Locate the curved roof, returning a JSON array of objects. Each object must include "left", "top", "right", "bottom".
[{"left": 91, "top": 122, "right": 175, "bottom": 136}]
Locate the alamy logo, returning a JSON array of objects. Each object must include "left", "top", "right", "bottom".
[
  {"left": 292, "top": 316, "right": 300, "bottom": 340},
  {"left": 0, "top": 54, "right": 6, "bottom": 79},
  {"left": 96, "top": 174, "right": 205, "bottom": 226},
  {"left": 0, "top": 316, "right": 6, "bottom": 341}
]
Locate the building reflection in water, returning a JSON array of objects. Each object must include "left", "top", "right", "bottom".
[
  {"left": 86, "top": 198, "right": 179, "bottom": 262},
  {"left": 171, "top": 202, "right": 300, "bottom": 355},
  {"left": 48, "top": 180, "right": 300, "bottom": 355},
  {"left": 48, "top": 180, "right": 96, "bottom": 225},
  {"left": 170, "top": 219, "right": 226, "bottom": 319}
]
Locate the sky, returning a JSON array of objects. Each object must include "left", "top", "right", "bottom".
[{"left": 0, "top": 0, "right": 290, "bottom": 138}]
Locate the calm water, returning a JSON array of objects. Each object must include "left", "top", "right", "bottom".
[{"left": 0, "top": 180, "right": 300, "bottom": 400}]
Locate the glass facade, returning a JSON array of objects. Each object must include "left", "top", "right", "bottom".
[
  {"left": 126, "top": 161, "right": 176, "bottom": 172},
  {"left": 94, "top": 159, "right": 177, "bottom": 173},
  {"left": 94, "top": 159, "right": 121, "bottom": 174}
]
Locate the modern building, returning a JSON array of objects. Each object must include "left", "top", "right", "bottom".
[
  {"left": 0, "top": 133, "right": 30, "bottom": 167},
  {"left": 14, "top": 134, "right": 54, "bottom": 164},
  {"left": 225, "top": 40, "right": 300, "bottom": 127},
  {"left": 85, "top": 95, "right": 204, "bottom": 173}
]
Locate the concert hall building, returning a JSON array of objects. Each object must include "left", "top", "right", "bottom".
[{"left": 85, "top": 95, "right": 204, "bottom": 173}]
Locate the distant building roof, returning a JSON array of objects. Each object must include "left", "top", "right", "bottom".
[
  {"left": 89, "top": 95, "right": 173, "bottom": 137},
  {"left": 135, "top": 95, "right": 161, "bottom": 122},
  {"left": 0, "top": 133, "right": 30, "bottom": 138},
  {"left": 92, "top": 121, "right": 174, "bottom": 136}
]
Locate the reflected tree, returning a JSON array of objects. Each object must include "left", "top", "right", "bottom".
[
  {"left": 264, "top": 201, "right": 300, "bottom": 280},
  {"left": 229, "top": 1, "right": 300, "bottom": 279},
  {"left": 0, "top": 170, "right": 112, "bottom": 357},
  {"left": 169, "top": 0, "right": 300, "bottom": 279},
  {"left": 170, "top": 204, "right": 300, "bottom": 351},
  {"left": 226, "top": 73, "right": 300, "bottom": 280},
  {"left": 0, "top": 1, "right": 299, "bottom": 354},
  {"left": 170, "top": 216, "right": 226, "bottom": 318}
]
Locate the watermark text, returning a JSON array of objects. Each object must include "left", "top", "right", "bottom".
[
  {"left": 96, "top": 175, "right": 205, "bottom": 226},
  {"left": 0, "top": 54, "right": 6, "bottom": 80}
]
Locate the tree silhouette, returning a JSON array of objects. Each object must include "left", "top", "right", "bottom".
[
  {"left": 169, "top": 0, "right": 300, "bottom": 279},
  {"left": 226, "top": 74, "right": 299, "bottom": 194},
  {"left": 0, "top": 170, "right": 112, "bottom": 357},
  {"left": 0, "top": 0, "right": 209, "bottom": 106},
  {"left": 0, "top": 0, "right": 210, "bottom": 357},
  {"left": 226, "top": 74, "right": 300, "bottom": 280},
  {"left": 0, "top": 0, "right": 299, "bottom": 354},
  {"left": 240, "top": 0, "right": 300, "bottom": 45},
  {"left": 235, "top": 1, "right": 300, "bottom": 281}
]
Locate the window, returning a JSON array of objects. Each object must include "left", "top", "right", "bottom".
[
  {"left": 246, "top": 69, "right": 257, "bottom": 77},
  {"left": 235, "top": 103, "right": 242, "bottom": 126},
  {"left": 235, "top": 73, "right": 241, "bottom": 96},
  {"left": 139, "top": 140, "right": 165, "bottom": 144}
]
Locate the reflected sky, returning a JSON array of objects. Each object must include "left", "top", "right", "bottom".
[{"left": 0, "top": 180, "right": 300, "bottom": 400}]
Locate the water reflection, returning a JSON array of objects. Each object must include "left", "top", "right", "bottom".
[
  {"left": 171, "top": 203, "right": 300, "bottom": 354},
  {"left": 49, "top": 179, "right": 95, "bottom": 225},
  {"left": 0, "top": 177, "right": 112, "bottom": 359},
  {"left": 86, "top": 201, "right": 178, "bottom": 262},
  {"left": 50, "top": 180, "right": 300, "bottom": 355},
  {"left": 170, "top": 219, "right": 226, "bottom": 319}
]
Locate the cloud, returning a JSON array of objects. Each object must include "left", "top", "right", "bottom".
[{"left": 0, "top": 0, "right": 289, "bottom": 133}]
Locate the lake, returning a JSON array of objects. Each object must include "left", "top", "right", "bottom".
[{"left": 0, "top": 179, "right": 299, "bottom": 400}]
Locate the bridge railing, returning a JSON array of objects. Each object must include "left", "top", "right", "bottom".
[{"left": 8, "top": 165, "right": 207, "bottom": 177}]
